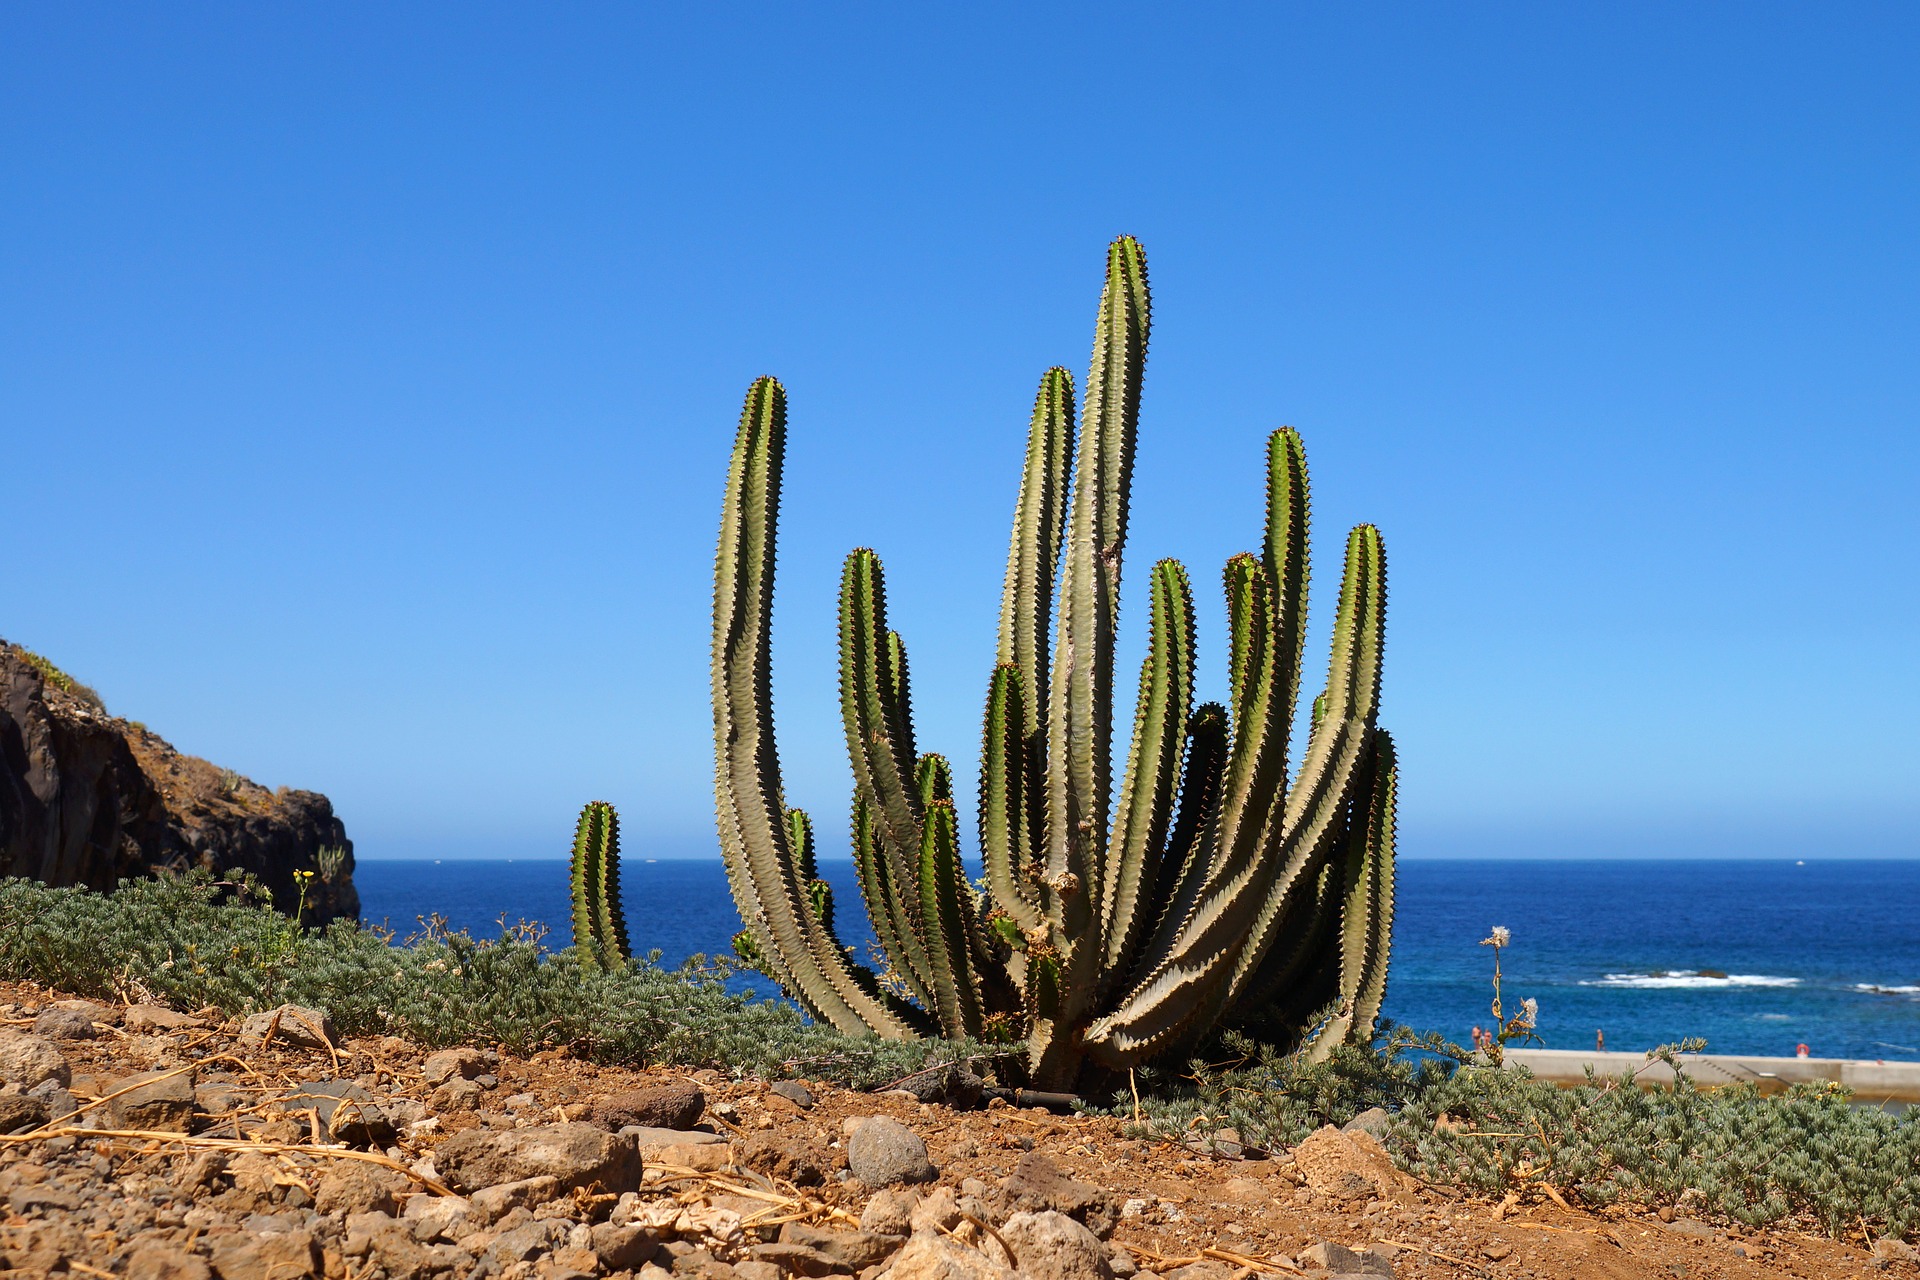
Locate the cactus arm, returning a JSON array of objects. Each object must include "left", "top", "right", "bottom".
[
  {"left": 851, "top": 788, "right": 938, "bottom": 1012},
  {"left": 1031, "top": 236, "right": 1150, "bottom": 1087},
  {"left": 839, "top": 551, "right": 928, "bottom": 888},
  {"left": 568, "top": 801, "right": 607, "bottom": 966},
  {"left": 593, "top": 803, "right": 630, "bottom": 966},
  {"left": 980, "top": 367, "right": 1073, "bottom": 943},
  {"left": 1262, "top": 428, "right": 1312, "bottom": 786},
  {"left": 1303, "top": 730, "right": 1397, "bottom": 1057},
  {"left": 1134, "top": 702, "right": 1227, "bottom": 984},
  {"left": 1116, "top": 552, "right": 1278, "bottom": 991},
  {"left": 785, "top": 807, "right": 836, "bottom": 933},
  {"left": 1228, "top": 523, "right": 1387, "bottom": 1001},
  {"left": 1225, "top": 856, "right": 1343, "bottom": 1037},
  {"left": 1045, "top": 236, "right": 1150, "bottom": 907},
  {"left": 711, "top": 377, "right": 916, "bottom": 1038},
  {"left": 789, "top": 807, "right": 816, "bottom": 882},
  {"left": 979, "top": 664, "right": 1045, "bottom": 932},
  {"left": 916, "top": 799, "right": 986, "bottom": 1038},
  {"left": 1099, "top": 559, "right": 1195, "bottom": 985},
  {"left": 996, "top": 367, "right": 1076, "bottom": 737},
  {"left": 886, "top": 628, "right": 919, "bottom": 763},
  {"left": 1083, "top": 524, "right": 1386, "bottom": 1066}
]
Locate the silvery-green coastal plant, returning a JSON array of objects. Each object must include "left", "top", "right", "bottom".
[{"left": 711, "top": 237, "right": 1398, "bottom": 1087}]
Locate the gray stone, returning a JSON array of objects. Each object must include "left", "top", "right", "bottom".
[
  {"left": 312, "top": 1162, "right": 408, "bottom": 1216},
  {"left": 779, "top": 1221, "right": 899, "bottom": 1270},
  {"left": 0, "top": 1093, "right": 49, "bottom": 1134},
  {"left": 622, "top": 1125, "right": 726, "bottom": 1150},
  {"left": 589, "top": 1080, "right": 706, "bottom": 1131},
  {"left": 847, "top": 1116, "right": 937, "bottom": 1186},
  {"left": 240, "top": 1003, "right": 337, "bottom": 1050},
  {"left": 173, "top": 1150, "right": 229, "bottom": 1193},
  {"left": 749, "top": 1242, "right": 847, "bottom": 1277},
  {"left": 594, "top": 1221, "right": 665, "bottom": 1270},
  {"left": 740, "top": 1131, "right": 831, "bottom": 1185},
  {"left": 353, "top": 1215, "right": 456, "bottom": 1278},
  {"left": 1874, "top": 1237, "right": 1919, "bottom": 1265},
  {"left": 435, "top": 1122, "right": 644, "bottom": 1194},
  {"left": 1660, "top": 1219, "right": 1718, "bottom": 1241},
  {"left": 1342, "top": 1107, "right": 1392, "bottom": 1138},
  {"left": 1298, "top": 1241, "right": 1392, "bottom": 1275},
  {"left": 489, "top": 1217, "right": 571, "bottom": 1264},
  {"left": 105, "top": 1068, "right": 197, "bottom": 1133},
  {"left": 910, "top": 1187, "right": 964, "bottom": 1236},
  {"left": 433, "top": 1077, "right": 485, "bottom": 1111},
  {"left": 0, "top": 1031, "right": 70, "bottom": 1089},
  {"left": 470, "top": 1174, "right": 563, "bottom": 1224},
  {"left": 769, "top": 1080, "right": 816, "bottom": 1109},
  {"left": 999, "top": 1152, "right": 1119, "bottom": 1240},
  {"left": 206, "top": 1228, "right": 321, "bottom": 1280},
  {"left": 31, "top": 1008, "right": 96, "bottom": 1040},
  {"left": 861, "top": 1186, "right": 921, "bottom": 1236},
  {"left": 998, "top": 1211, "right": 1113, "bottom": 1280},
  {"left": 403, "top": 1192, "right": 473, "bottom": 1242},
  {"left": 111, "top": 1238, "right": 213, "bottom": 1280},
  {"left": 275, "top": 1079, "right": 394, "bottom": 1147},
  {"left": 123, "top": 1005, "right": 204, "bottom": 1033},
  {"left": 422, "top": 1046, "right": 488, "bottom": 1087},
  {"left": 876, "top": 1233, "right": 1017, "bottom": 1280}
]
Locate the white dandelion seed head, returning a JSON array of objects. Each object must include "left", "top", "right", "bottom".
[{"left": 1482, "top": 926, "right": 1512, "bottom": 948}]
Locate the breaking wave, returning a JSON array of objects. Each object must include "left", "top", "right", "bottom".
[{"left": 1584, "top": 970, "right": 1801, "bottom": 990}]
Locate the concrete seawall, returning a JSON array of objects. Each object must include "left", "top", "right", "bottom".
[{"left": 1506, "top": 1048, "right": 1920, "bottom": 1103}]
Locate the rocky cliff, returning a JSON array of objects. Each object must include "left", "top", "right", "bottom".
[{"left": 0, "top": 641, "right": 358, "bottom": 925}]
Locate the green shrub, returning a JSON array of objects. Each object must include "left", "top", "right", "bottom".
[
  {"left": 1388, "top": 1063, "right": 1920, "bottom": 1240},
  {"left": 1109, "top": 1019, "right": 1464, "bottom": 1151},
  {"left": 0, "top": 874, "right": 981, "bottom": 1088}
]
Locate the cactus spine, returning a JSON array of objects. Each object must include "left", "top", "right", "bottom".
[
  {"left": 710, "top": 238, "right": 1397, "bottom": 1086},
  {"left": 568, "top": 800, "right": 631, "bottom": 969}
]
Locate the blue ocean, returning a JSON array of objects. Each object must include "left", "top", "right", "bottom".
[{"left": 353, "top": 858, "right": 1920, "bottom": 1063}]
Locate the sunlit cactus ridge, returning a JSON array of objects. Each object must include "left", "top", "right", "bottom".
[
  {"left": 568, "top": 800, "right": 630, "bottom": 969},
  {"left": 710, "top": 236, "right": 1397, "bottom": 1086}
]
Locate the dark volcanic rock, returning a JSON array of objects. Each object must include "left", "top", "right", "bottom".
[
  {"left": 105, "top": 1068, "right": 197, "bottom": 1133},
  {"left": 275, "top": 1078, "right": 393, "bottom": 1147},
  {"left": 0, "top": 642, "right": 358, "bottom": 925},
  {"left": 589, "top": 1080, "right": 705, "bottom": 1131}
]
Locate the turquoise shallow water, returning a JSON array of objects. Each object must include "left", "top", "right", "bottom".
[{"left": 352, "top": 857, "right": 1920, "bottom": 1062}]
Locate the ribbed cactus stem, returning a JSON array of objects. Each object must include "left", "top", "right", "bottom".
[
  {"left": 568, "top": 800, "right": 627, "bottom": 968},
  {"left": 711, "top": 377, "right": 916, "bottom": 1039},
  {"left": 1031, "top": 236, "right": 1150, "bottom": 1087}
]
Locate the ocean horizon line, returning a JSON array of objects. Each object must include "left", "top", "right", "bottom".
[{"left": 347, "top": 851, "right": 1920, "bottom": 863}]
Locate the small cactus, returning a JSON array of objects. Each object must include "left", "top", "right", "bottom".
[{"left": 568, "top": 801, "right": 630, "bottom": 969}]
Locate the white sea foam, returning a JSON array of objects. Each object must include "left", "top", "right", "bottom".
[
  {"left": 1584, "top": 971, "right": 1800, "bottom": 990},
  {"left": 1854, "top": 983, "right": 1920, "bottom": 996}
]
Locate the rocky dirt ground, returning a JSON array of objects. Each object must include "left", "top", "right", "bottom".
[{"left": 0, "top": 979, "right": 1908, "bottom": 1280}]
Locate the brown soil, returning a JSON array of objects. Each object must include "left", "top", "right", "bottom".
[{"left": 0, "top": 978, "right": 1904, "bottom": 1279}]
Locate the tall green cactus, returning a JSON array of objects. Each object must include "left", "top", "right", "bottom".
[
  {"left": 568, "top": 800, "right": 631, "bottom": 969},
  {"left": 711, "top": 236, "right": 1398, "bottom": 1086}
]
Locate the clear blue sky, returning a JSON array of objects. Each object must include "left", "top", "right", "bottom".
[{"left": 5, "top": 5, "right": 1916, "bottom": 861}]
